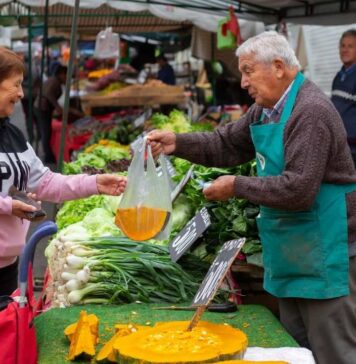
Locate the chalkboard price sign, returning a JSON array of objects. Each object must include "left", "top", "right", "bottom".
[
  {"left": 192, "top": 238, "right": 246, "bottom": 306},
  {"left": 133, "top": 108, "right": 152, "bottom": 128},
  {"left": 170, "top": 165, "right": 194, "bottom": 202},
  {"left": 165, "top": 156, "right": 177, "bottom": 178},
  {"left": 169, "top": 207, "right": 211, "bottom": 262}
]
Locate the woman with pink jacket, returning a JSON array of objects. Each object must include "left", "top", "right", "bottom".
[{"left": 0, "top": 47, "right": 126, "bottom": 296}]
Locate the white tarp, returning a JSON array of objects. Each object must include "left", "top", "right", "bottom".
[
  {"left": 13, "top": 0, "right": 356, "bottom": 26},
  {"left": 13, "top": 0, "right": 265, "bottom": 37}
]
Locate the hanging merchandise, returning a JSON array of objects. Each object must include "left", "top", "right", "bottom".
[
  {"left": 217, "top": 6, "right": 242, "bottom": 50},
  {"left": 94, "top": 27, "right": 120, "bottom": 60},
  {"left": 115, "top": 139, "right": 172, "bottom": 241}
]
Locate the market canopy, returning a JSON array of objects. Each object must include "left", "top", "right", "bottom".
[{"left": 4, "top": 0, "right": 356, "bottom": 27}]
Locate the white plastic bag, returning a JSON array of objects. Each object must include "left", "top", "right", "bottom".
[
  {"left": 94, "top": 27, "right": 120, "bottom": 59},
  {"left": 115, "top": 139, "right": 172, "bottom": 241}
]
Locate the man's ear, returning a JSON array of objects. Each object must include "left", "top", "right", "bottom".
[{"left": 272, "top": 58, "right": 286, "bottom": 79}]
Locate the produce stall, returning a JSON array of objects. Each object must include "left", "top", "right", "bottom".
[
  {"left": 80, "top": 81, "right": 189, "bottom": 116},
  {"left": 36, "top": 109, "right": 317, "bottom": 364}
]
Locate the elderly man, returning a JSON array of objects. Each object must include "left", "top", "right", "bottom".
[
  {"left": 331, "top": 29, "right": 356, "bottom": 165},
  {"left": 148, "top": 31, "right": 356, "bottom": 363}
]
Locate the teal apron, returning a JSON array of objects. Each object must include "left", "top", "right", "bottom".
[{"left": 250, "top": 72, "right": 356, "bottom": 299}]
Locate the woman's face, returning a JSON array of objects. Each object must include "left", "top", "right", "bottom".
[{"left": 0, "top": 72, "right": 24, "bottom": 118}]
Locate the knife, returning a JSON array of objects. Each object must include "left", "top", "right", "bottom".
[{"left": 153, "top": 302, "right": 238, "bottom": 313}]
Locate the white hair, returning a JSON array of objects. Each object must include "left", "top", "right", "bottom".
[{"left": 236, "top": 31, "right": 301, "bottom": 69}]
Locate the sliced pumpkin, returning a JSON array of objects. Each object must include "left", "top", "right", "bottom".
[
  {"left": 67, "top": 311, "right": 98, "bottom": 361},
  {"left": 97, "top": 324, "right": 151, "bottom": 363},
  {"left": 113, "top": 321, "right": 248, "bottom": 363},
  {"left": 215, "top": 361, "right": 289, "bottom": 364},
  {"left": 64, "top": 312, "right": 99, "bottom": 342}
]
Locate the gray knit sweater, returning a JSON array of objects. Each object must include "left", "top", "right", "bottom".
[{"left": 175, "top": 80, "right": 356, "bottom": 251}]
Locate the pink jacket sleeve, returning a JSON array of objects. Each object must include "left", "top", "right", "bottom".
[
  {"left": 35, "top": 171, "right": 98, "bottom": 203},
  {"left": 0, "top": 196, "right": 13, "bottom": 215}
]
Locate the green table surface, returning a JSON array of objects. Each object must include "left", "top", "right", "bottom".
[{"left": 35, "top": 303, "right": 298, "bottom": 364}]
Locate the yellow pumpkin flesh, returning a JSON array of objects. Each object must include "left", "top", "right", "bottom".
[{"left": 113, "top": 321, "right": 248, "bottom": 364}]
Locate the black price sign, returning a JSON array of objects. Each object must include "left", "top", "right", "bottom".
[
  {"left": 156, "top": 165, "right": 163, "bottom": 177},
  {"left": 155, "top": 159, "right": 177, "bottom": 192},
  {"left": 133, "top": 108, "right": 152, "bottom": 128},
  {"left": 192, "top": 238, "right": 246, "bottom": 306},
  {"left": 165, "top": 157, "right": 177, "bottom": 178},
  {"left": 169, "top": 207, "right": 211, "bottom": 262},
  {"left": 171, "top": 165, "right": 194, "bottom": 202}
]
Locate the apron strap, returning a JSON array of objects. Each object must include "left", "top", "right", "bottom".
[
  {"left": 258, "top": 72, "right": 305, "bottom": 123},
  {"left": 280, "top": 72, "right": 305, "bottom": 124}
]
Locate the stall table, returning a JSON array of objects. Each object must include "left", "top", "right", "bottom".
[
  {"left": 81, "top": 85, "right": 188, "bottom": 115},
  {"left": 35, "top": 303, "right": 298, "bottom": 364}
]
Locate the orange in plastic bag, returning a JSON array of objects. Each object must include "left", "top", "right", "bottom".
[{"left": 115, "top": 139, "right": 172, "bottom": 241}]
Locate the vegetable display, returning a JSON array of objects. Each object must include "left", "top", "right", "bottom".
[
  {"left": 51, "top": 108, "right": 263, "bottom": 308},
  {"left": 46, "top": 235, "right": 210, "bottom": 307}
]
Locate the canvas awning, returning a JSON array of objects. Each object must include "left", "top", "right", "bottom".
[{"left": 3, "top": 0, "right": 356, "bottom": 27}]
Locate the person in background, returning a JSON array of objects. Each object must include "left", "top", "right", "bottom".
[
  {"left": 0, "top": 47, "right": 127, "bottom": 297},
  {"left": 34, "top": 65, "right": 82, "bottom": 163},
  {"left": 156, "top": 55, "right": 176, "bottom": 85},
  {"left": 331, "top": 29, "right": 356, "bottom": 165},
  {"left": 16, "top": 52, "right": 41, "bottom": 143},
  {"left": 48, "top": 55, "right": 60, "bottom": 77},
  {"left": 148, "top": 31, "right": 356, "bottom": 364}
]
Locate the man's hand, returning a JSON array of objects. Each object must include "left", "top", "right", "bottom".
[
  {"left": 96, "top": 174, "right": 127, "bottom": 195},
  {"left": 203, "top": 175, "right": 236, "bottom": 201},
  {"left": 147, "top": 130, "right": 176, "bottom": 157}
]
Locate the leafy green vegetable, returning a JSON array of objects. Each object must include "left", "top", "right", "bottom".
[
  {"left": 55, "top": 195, "right": 104, "bottom": 229},
  {"left": 82, "top": 208, "right": 122, "bottom": 237},
  {"left": 91, "top": 145, "right": 130, "bottom": 162},
  {"left": 170, "top": 158, "right": 260, "bottom": 262},
  {"left": 150, "top": 109, "right": 191, "bottom": 133}
]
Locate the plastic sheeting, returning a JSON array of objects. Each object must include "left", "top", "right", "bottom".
[
  {"left": 12, "top": 0, "right": 356, "bottom": 26},
  {"left": 14, "top": 0, "right": 265, "bottom": 35}
]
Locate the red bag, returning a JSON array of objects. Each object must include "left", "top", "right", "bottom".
[{"left": 0, "top": 222, "right": 57, "bottom": 364}]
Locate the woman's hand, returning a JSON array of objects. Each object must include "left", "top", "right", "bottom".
[
  {"left": 146, "top": 130, "right": 176, "bottom": 157},
  {"left": 96, "top": 174, "right": 127, "bottom": 195},
  {"left": 11, "top": 199, "right": 38, "bottom": 220}
]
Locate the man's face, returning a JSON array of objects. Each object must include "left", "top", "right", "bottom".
[
  {"left": 339, "top": 36, "right": 356, "bottom": 67},
  {"left": 238, "top": 54, "right": 281, "bottom": 108}
]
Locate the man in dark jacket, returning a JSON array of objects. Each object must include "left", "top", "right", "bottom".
[
  {"left": 331, "top": 29, "right": 356, "bottom": 165},
  {"left": 149, "top": 31, "right": 356, "bottom": 364},
  {"left": 34, "top": 65, "right": 67, "bottom": 163},
  {"left": 156, "top": 55, "right": 176, "bottom": 85}
]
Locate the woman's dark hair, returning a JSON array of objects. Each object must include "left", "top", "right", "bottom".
[
  {"left": 0, "top": 47, "right": 25, "bottom": 83},
  {"left": 340, "top": 29, "right": 356, "bottom": 42}
]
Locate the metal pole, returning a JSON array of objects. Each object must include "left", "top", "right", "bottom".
[
  {"left": 57, "top": 0, "right": 80, "bottom": 171},
  {"left": 36, "top": 0, "right": 49, "bottom": 154},
  {"left": 27, "top": 6, "right": 34, "bottom": 144},
  {"left": 38, "top": 0, "right": 49, "bottom": 106}
]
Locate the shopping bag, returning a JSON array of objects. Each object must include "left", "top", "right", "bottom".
[
  {"left": 0, "top": 266, "right": 38, "bottom": 364},
  {"left": 217, "top": 7, "right": 242, "bottom": 50},
  {"left": 94, "top": 27, "right": 120, "bottom": 59},
  {"left": 115, "top": 139, "right": 172, "bottom": 241}
]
